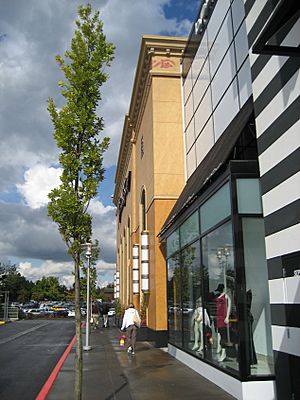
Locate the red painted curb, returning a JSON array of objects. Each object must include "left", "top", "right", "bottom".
[{"left": 36, "top": 335, "right": 76, "bottom": 400}]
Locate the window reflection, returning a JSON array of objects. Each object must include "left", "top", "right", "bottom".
[
  {"left": 180, "top": 242, "right": 204, "bottom": 355},
  {"left": 167, "top": 254, "right": 182, "bottom": 347},
  {"left": 202, "top": 222, "right": 239, "bottom": 372}
]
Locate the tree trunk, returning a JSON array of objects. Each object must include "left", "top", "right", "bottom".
[{"left": 74, "top": 253, "right": 82, "bottom": 400}]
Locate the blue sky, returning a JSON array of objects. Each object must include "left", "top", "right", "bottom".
[{"left": 0, "top": 0, "right": 197, "bottom": 288}]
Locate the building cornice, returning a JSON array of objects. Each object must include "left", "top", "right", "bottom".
[{"left": 113, "top": 35, "right": 187, "bottom": 205}]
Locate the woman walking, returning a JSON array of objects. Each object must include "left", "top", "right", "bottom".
[{"left": 121, "top": 303, "right": 141, "bottom": 354}]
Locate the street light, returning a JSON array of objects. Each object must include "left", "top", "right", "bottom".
[{"left": 83, "top": 242, "right": 92, "bottom": 351}]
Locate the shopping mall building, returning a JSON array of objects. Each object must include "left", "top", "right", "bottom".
[{"left": 114, "top": 1, "right": 299, "bottom": 399}]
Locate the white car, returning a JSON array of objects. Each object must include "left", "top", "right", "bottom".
[
  {"left": 68, "top": 309, "right": 75, "bottom": 317},
  {"left": 108, "top": 308, "right": 115, "bottom": 317}
]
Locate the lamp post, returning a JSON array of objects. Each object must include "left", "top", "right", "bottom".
[{"left": 83, "top": 242, "right": 92, "bottom": 351}]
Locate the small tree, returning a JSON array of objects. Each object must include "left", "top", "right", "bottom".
[{"left": 47, "top": 4, "right": 114, "bottom": 399}]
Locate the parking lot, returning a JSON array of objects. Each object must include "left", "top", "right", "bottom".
[{"left": 9, "top": 300, "right": 115, "bottom": 321}]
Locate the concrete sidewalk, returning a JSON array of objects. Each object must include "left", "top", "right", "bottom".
[{"left": 47, "top": 325, "right": 235, "bottom": 400}]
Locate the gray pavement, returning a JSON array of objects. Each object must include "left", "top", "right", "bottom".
[{"left": 48, "top": 325, "right": 235, "bottom": 400}]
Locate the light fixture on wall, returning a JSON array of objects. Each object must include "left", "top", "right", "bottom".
[
  {"left": 114, "top": 273, "right": 117, "bottom": 298},
  {"left": 116, "top": 271, "right": 120, "bottom": 298},
  {"left": 141, "top": 231, "right": 150, "bottom": 292},
  {"left": 132, "top": 244, "right": 140, "bottom": 294}
]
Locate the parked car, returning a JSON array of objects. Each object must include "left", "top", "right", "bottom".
[
  {"left": 52, "top": 309, "right": 68, "bottom": 317},
  {"left": 26, "top": 308, "right": 44, "bottom": 317},
  {"left": 68, "top": 309, "right": 75, "bottom": 318},
  {"left": 108, "top": 308, "right": 115, "bottom": 317}
]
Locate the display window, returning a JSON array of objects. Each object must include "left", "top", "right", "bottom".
[
  {"left": 242, "top": 218, "right": 274, "bottom": 376},
  {"left": 165, "top": 174, "right": 274, "bottom": 381},
  {"left": 202, "top": 221, "right": 238, "bottom": 372},
  {"left": 167, "top": 253, "right": 182, "bottom": 347},
  {"left": 180, "top": 241, "right": 203, "bottom": 355}
]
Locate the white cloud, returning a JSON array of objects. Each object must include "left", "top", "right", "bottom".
[
  {"left": 17, "top": 165, "right": 61, "bottom": 209},
  {"left": 89, "top": 198, "right": 115, "bottom": 215},
  {"left": 19, "top": 260, "right": 74, "bottom": 287}
]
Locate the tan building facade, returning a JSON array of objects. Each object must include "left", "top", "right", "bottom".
[{"left": 113, "top": 35, "right": 186, "bottom": 345}]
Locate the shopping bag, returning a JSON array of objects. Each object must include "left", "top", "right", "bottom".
[{"left": 119, "top": 335, "right": 126, "bottom": 347}]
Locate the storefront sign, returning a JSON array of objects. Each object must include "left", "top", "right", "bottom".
[{"left": 117, "top": 171, "right": 131, "bottom": 221}]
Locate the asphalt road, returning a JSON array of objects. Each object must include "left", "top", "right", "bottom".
[{"left": 0, "top": 319, "right": 75, "bottom": 400}]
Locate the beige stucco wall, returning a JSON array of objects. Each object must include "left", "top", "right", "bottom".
[
  {"left": 114, "top": 36, "right": 187, "bottom": 333},
  {"left": 134, "top": 87, "right": 154, "bottom": 218},
  {"left": 152, "top": 75, "right": 185, "bottom": 199},
  {"left": 147, "top": 198, "right": 178, "bottom": 330}
]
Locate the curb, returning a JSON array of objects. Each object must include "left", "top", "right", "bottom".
[{"left": 35, "top": 335, "right": 76, "bottom": 400}]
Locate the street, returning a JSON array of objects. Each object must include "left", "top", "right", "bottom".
[{"left": 0, "top": 319, "right": 74, "bottom": 400}]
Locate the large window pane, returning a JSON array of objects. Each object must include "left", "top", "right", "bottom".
[
  {"left": 211, "top": 44, "right": 236, "bottom": 109},
  {"left": 237, "top": 179, "right": 262, "bottom": 214},
  {"left": 242, "top": 218, "right": 274, "bottom": 376},
  {"left": 238, "top": 57, "right": 252, "bottom": 107},
  {"left": 200, "top": 183, "right": 231, "bottom": 233},
  {"left": 167, "top": 254, "right": 182, "bottom": 347},
  {"left": 202, "top": 222, "right": 239, "bottom": 373},
  {"left": 213, "top": 78, "right": 240, "bottom": 141},
  {"left": 195, "top": 117, "right": 215, "bottom": 167},
  {"left": 180, "top": 211, "right": 199, "bottom": 248},
  {"left": 181, "top": 242, "right": 205, "bottom": 357},
  {"left": 166, "top": 229, "right": 180, "bottom": 257},
  {"left": 208, "top": 9, "right": 233, "bottom": 78}
]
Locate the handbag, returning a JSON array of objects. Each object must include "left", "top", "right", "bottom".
[{"left": 133, "top": 311, "right": 141, "bottom": 328}]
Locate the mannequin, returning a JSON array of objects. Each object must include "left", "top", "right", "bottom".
[
  {"left": 191, "top": 299, "right": 210, "bottom": 352},
  {"left": 246, "top": 289, "right": 257, "bottom": 365},
  {"left": 214, "top": 286, "right": 231, "bottom": 362}
]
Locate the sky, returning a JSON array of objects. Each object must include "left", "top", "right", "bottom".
[{"left": 0, "top": 0, "right": 199, "bottom": 289}]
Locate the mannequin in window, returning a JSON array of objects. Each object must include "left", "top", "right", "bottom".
[
  {"left": 214, "top": 285, "right": 231, "bottom": 362},
  {"left": 191, "top": 298, "right": 210, "bottom": 352},
  {"left": 246, "top": 289, "right": 257, "bottom": 365}
]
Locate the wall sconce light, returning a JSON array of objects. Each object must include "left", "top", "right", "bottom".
[
  {"left": 141, "top": 231, "right": 149, "bottom": 292},
  {"left": 132, "top": 244, "right": 140, "bottom": 294}
]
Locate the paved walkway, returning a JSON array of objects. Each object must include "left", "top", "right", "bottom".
[{"left": 47, "top": 325, "right": 235, "bottom": 400}]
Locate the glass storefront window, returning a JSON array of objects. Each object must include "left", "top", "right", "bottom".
[
  {"left": 167, "top": 254, "right": 182, "bottom": 347},
  {"left": 166, "top": 229, "right": 180, "bottom": 258},
  {"left": 242, "top": 218, "right": 274, "bottom": 376},
  {"left": 202, "top": 221, "right": 239, "bottom": 373},
  {"left": 200, "top": 183, "right": 231, "bottom": 233},
  {"left": 237, "top": 179, "right": 262, "bottom": 214},
  {"left": 180, "top": 211, "right": 199, "bottom": 248},
  {"left": 166, "top": 176, "right": 273, "bottom": 381},
  {"left": 180, "top": 242, "right": 203, "bottom": 356}
]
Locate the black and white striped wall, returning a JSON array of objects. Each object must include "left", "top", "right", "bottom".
[{"left": 244, "top": 1, "right": 300, "bottom": 399}]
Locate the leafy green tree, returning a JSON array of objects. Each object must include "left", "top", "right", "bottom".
[
  {"left": 0, "top": 262, "right": 33, "bottom": 302},
  {"left": 47, "top": 4, "right": 114, "bottom": 398},
  {"left": 0, "top": 261, "right": 18, "bottom": 276},
  {"left": 17, "top": 287, "right": 32, "bottom": 303},
  {"left": 32, "top": 276, "right": 65, "bottom": 301}
]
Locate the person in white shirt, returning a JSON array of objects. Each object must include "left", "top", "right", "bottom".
[{"left": 121, "top": 303, "right": 141, "bottom": 354}]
